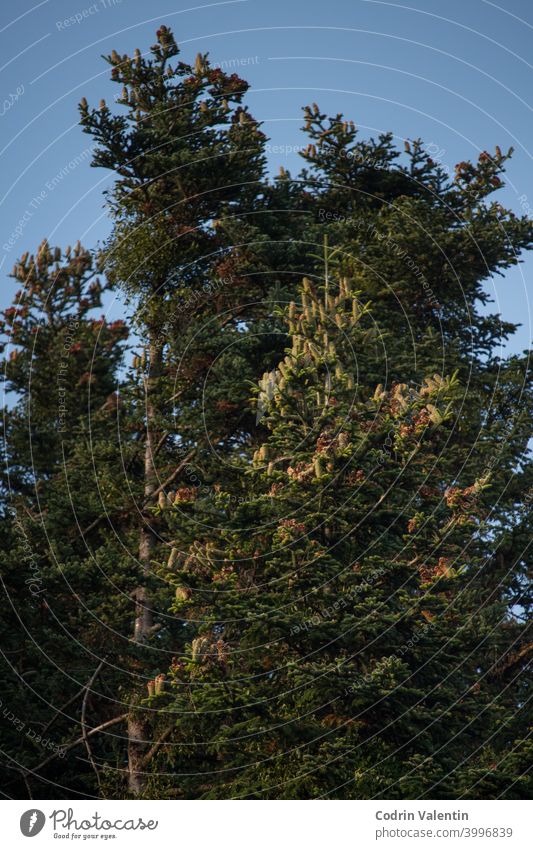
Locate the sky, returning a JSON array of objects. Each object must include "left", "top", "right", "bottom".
[{"left": 1, "top": 0, "right": 532, "bottom": 353}]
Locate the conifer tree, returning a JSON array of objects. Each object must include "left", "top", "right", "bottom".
[
  {"left": 147, "top": 270, "right": 531, "bottom": 798},
  {"left": 0, "top": 242, "right": 131, "bottom": 797},
  {"left": 79, "top": 26, "right": 269, "bottom": 794},
  {"left": 1, "top": 41, "right": 531, "bottom": 803},
  {"left": 297, "top": 110, "right": 533, "bottom": 670}
]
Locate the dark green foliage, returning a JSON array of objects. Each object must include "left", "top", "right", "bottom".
[
  {"left": 0, "top": 241, "right": 132, "bottom": 797},
  {"left": 146, "top": 275, "right": 531, "bottom": 798},
  {"left": 0, "top": 29, "right": 531, "bottom": 801}
]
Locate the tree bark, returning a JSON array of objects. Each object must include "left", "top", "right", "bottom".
[{"left": 127, "top": 335, "right": 161, "bottom": 796}]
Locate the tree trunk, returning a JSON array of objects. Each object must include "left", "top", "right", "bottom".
[{"left": 127, "top": 336, "right": 161, "bottom": 796}]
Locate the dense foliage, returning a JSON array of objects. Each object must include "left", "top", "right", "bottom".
[{"left": 1, "top": 27, "right": 531, "bottom": 800}]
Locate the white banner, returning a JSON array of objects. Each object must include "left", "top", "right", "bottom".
[{"left": 2, "top": 799, "right": 531, "bottom": 848}]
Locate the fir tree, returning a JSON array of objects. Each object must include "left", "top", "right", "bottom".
[
  {"left": 0, "top": 242, "right": 130, "bottom": 797},
  {"left": 1, "top": 41, "right": 531, "bottom": 803},
  {"left": 79, "top": 26, "right": 268, "bottom": 795},
  {"left": 148, "top": 271, "right": 531, "bottom": 798},
  {"left": 297, "top": 110, "right": 533, "bottom": 679}
]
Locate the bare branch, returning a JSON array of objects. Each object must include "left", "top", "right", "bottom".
[
  {"left": 140, "top": 726, "right": 173, "bottom": 769},
  {"left": 491, "top": 640, "right": 533, "bottom": 677},
  {"left": 147, "top": 449, "right": 196, "bottom": 504},
  {"left": 23, "top": 774, "right": 33, "bottom": 799},
  {"left": 41, "top": 685, "right": 87, "bottom": 735},
  {"left": 81, "top": 662, "right": 105, "bottom": 789},
  {"left": 153, "top": 430, "right": 171, "bottom": 456},
  {"left": 26, "top": 713, "right": 128, "bottom": 777}
]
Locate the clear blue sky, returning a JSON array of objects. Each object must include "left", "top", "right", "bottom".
[{"left": 1, "top": 0, "right": 532, "bottom": 352}]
